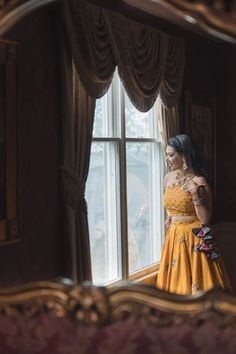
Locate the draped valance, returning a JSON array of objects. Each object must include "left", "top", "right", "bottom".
[{"left": 62, "top": 0, "right": 185, "bottom": 111}]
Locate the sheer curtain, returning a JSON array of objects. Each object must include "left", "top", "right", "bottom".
[{"left": 156, "top": 96, "right": 180, "bottom": 154}]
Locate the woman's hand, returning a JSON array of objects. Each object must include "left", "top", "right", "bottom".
[
  {"left": 186, "top": 180, "right": 206, "bottom": 199},
  {"left": 165, "top": 215, "right": 172, "bottom": 228},
  {"left": 187, "top": 177, "right": 212, "bottom": 225}
]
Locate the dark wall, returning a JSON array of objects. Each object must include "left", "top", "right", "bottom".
[
  {"left": 180, "top": 37, "right": 219, "bottom": 220},
  {"left": 214, "top": 45, "right": 236, "bottom": 289},
  {"left": 0, "top": 5, "right": 64, "bottom": 286},
  {"left": 182, "top": 38, "right": 218, "bottom": 104},
  {"left": 181, "top": 37, "right": 236, "bottom": 224},
  {"left": 215, "top": 44, "right": 236, "bottom": 222},
  {"left": 183, "top": 38, "right": 236, "bottom": 223}
]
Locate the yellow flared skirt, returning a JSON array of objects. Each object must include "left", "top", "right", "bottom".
[{"left": 157, "top": 220, "right": 231, "bottom": 295}]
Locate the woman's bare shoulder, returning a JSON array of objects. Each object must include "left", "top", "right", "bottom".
[{"left": 164, "top": 171, "right": 175, "bottom": 186}]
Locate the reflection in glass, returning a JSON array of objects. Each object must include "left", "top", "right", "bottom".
[
  {"left": 125, "top": 94, "right": 154, "bottom": 138},
  {"left": 126, "top": 143, "right": 161, "bottom": 273}
]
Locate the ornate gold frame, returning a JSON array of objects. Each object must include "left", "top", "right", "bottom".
[
  {"left": 0, "top": 1, "right": 235, "bottom": 44},
  {"left": 0, "top": 281, "right": 236, "bottom": 326},
  {"left": 123, "top": 0, "right": 236, "bottom": 44},
  {"left": 160, "top": 0, "right": 236, "bottom": 41}
]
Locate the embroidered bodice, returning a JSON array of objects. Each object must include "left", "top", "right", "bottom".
[{"left": 164, "top": 185, "right": 196, "bottom": 216}]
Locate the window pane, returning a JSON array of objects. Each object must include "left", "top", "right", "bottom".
[
  {"left": 92, "top": 96, "right": 108, "bottom": 138},
  {"left": 86, "top": 142, "right": 121, "bottom": 284},
  {"left": 92, "top": 73, "right": 120, "bottom": 138},
  {"left": 126, "top": 142, "right": 162, "bottom": 273},
  {"left": 125, "top": 94, "right": 155, "bottom": 138}
]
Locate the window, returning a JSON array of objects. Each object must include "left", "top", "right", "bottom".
[{"left": 86, "top": 72, "right": 164, "bottom": 285}]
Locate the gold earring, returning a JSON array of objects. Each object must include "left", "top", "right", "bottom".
[{"left": 182, "top": 158, "right": 188, "bottom": 170}]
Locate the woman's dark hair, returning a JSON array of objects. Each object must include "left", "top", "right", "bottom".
[{"left": 167, "top": 134, "right": 208, "bottom": 178}]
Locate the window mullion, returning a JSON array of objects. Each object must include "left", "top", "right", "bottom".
[
  {"left": 158, "top": 145, "right": 165, "bottom": 246},
  {"left": 119, "top": 88, "right": 129, "bottom": 280},
  {"left": 150, "top": 143, "right": 157, "bottom": 261},
  {"left": 87, "top": 72, "right": 165, "bottom": 285}
]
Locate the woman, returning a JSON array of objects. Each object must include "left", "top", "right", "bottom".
[{"left": 157, "top": 134, "right": 231, "bottom": 295}]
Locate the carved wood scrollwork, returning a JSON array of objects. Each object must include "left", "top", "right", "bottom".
[
  {"left": 67, "top": 286, "right": 110, "bottom": 325},
  {"left": 123, "top": 0, "right": 236, "bottom": 43},
  {"left": 0, "top": 282, "right": 236, "bottom": 328},
  {"left": 167, "top": 0, "right": 236, "bottom": 42},
  {"left": 107, "top": 285, "right": 236, "bottom": 327},
  {"left": 0, "top": 282, "right": 111, "bottom": 325},
  {"left": 0, "top": 0, "right": 235, "bottom": 43},
  {"left": 0, "top": 0, "right": 57, "bottom": 36}
]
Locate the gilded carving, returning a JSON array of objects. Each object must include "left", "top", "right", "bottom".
[
  {"left": 0, "top": 281, "right": 236, "bottom": 329},
  {"left": 68, "top": 286, "right": 110, "bottom": 325}
]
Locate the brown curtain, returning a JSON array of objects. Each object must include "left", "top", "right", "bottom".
[
  {"left": 62, "top": 0, "right": 185, "bottom": 111},
  {"left": 156, "top": 96, "right": 180, "bottom": 156},
  {"left": 59, "top": 0, "right": 185, "bottom": 283},
  {"left": 59, "top": 28, "right": 95, "bottom": 282}
]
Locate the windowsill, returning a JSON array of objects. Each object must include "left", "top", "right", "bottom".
[
  {"left": 128, "top": 263, "right": 159, "bottom": 281},
  {"left": 102, "top": 263, "right": 160, "bottom": 288}
]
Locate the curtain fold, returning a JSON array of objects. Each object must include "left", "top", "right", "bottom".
[
  {"left": 59, "top": 0, "right": 185, "bottom": 282},
  {"left": 159, "top": 36, "right": 185, "bottom": 109},
  {"left": 105, "top": 10, "right": 165, "bottom": 112},
  {"left": 62, "top": 0, "right": 185, "bottom": 112},
  {"left": 59, "top": 26, "right": 95, "bottom": 282},
  {"left": 63, "top": 0, "right": 115, "bottom": 98},
  {"left": 156, "top": 96, "right": 180, "bottom": 154}
]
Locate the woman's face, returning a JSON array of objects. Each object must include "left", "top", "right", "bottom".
[{"left": 166, "top": 145, "right": 183, "bottom": 171}]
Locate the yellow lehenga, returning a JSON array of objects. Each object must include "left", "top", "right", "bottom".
[{"left": 157, "top": 185, "right": 231, "bottom": 295}]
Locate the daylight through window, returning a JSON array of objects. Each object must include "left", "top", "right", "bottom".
[{"left": 86, "top": 72, "right": 165, "bottom": 285}]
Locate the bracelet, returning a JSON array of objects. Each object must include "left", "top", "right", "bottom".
[{"left": 193, "top": 198, "right": 203, "bottom": 206}]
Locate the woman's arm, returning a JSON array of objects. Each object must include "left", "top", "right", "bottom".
[
  {"left": 164, "top": 172, "right": 172, "bottom": 228},
  {"left": 163, "top": 172, "right": 171, "bottom": 189},
  {"left": 165, "top": 210, "right": 172, "bottom": 228},
  {"left": 188, "top": 176, "right": 212, "bottom": 225}
]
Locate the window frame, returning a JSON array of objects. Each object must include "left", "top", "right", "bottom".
[{"left": 89, "top": 73, "right": 165, "bottom": 285}]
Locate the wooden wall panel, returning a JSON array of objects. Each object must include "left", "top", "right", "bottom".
[{"left": 0, "top": 5, "right": 64, "bottom": 286}]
